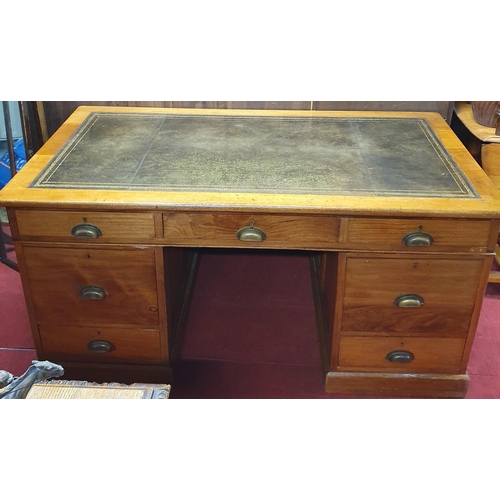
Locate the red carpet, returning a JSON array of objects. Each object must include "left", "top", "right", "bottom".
[
  {"left": 178, "top": 250, "right": 320, "bottom": 365},
  {"left": 2, "top": 228, "right": 500, "bottom": 398},
  {"left": 0, "top": 261, "right": 33, "bottom": 349},
  {"left": 463, "top": 283, "right": 500, "bottom": 398},
  {"left": 1, "top": 224, "right": 38, "bottom": 377},
  {"left": 171, "top": 249, "right": 330, "bottom": 398}
]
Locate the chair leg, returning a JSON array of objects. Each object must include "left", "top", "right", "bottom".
[
  {"left": 0, "top": 219, "right": 18, "bottom": 272},
  {"left": 488, "top": 244, "right": 500, "bottom": 283}
]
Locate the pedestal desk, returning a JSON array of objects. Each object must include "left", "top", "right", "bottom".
[{"left": 2, "top": 106, "right": 500, "bottom": 397}]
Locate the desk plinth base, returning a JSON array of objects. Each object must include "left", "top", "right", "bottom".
[{"left": 325, "top": 371, "right": 470, "bottom": 398}]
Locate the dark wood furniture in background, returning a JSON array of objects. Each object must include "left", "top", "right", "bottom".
[
  {"left": 29, "top": 101, "right": 454, "bottom": 148},
  {"left": 452, "top": 102, "right": 500, "bottom": 165},
  {"left": 471, "top": 101, "right": 500, "bottom": 132}
]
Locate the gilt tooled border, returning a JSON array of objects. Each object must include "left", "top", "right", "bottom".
[{"left": 30, "top": 113, "right": 479, "bottom": 199}]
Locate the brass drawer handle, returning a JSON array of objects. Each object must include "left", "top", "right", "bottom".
[
  {"left": 80, "top": 286, "right": 107, "bottom": 300},
  {"left": 87, "top": 340, "right": 115, "bottom": 353},
  {"left": 71, "top": 223, "right": 102, "bottom": 239},
  {"left": 236, "top": 222, "right": 266, "bottom": 242},
  {"left": 395, "top": 294, "right": 424, "bottom": 308},
  {"left": 386, "top": 350, "right": 415, "bottom": 363},
  {"left": 402, "top": 230, "right": 434, "bottom": 246}
]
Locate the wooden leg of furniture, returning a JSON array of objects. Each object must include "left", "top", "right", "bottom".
[
  {"left": 489, "top": 244, "right": 500, "bottom": 283},
  {"left": 481, "top": 143, "right": 500, "bottom": 188},
  {"left": 481, "top": 144, "right": 500, "bottom": 284}
]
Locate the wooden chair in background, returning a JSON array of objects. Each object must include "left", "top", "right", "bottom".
[{"left": 452, "top": 101, "right": 500, "bottom": 283}]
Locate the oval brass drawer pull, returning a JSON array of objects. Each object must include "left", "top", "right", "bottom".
[
  {"left": 394, "top": 294, "right": 424, "bottom": 308},
  {"left": 386, "top": 350, "right": 415, "bottom": 363},
  {"left": 80, "top": 286, "right": 107, "bottom": 300},
  {"left": 87, "top": 340, "right": 115, "bottom": 353},
  {"left": 402, "top": 230, "right": 434, "bottom": 246},
  {"left": 236, "top": 224, "right": 266, "bottom": 242},
  {"left": 71, "top": 223, "right": 102, "bottom": 239}
]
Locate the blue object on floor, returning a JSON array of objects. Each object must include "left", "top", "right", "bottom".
[{"left": 0, "top": 138, "right": 26, "bottom": 189}]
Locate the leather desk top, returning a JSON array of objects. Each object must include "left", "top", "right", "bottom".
[
  {"left": 2, "top": 107, "right": 500, "bottom": 218},
  {"left": 31, "top": 112, "right": 477, "bottom": 199}
]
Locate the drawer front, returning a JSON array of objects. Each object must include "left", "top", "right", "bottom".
[
  {"left": 163, "top": 213, "right": 340, "bottom": 249},
  {"left": 40, "top": 325, "right": 163, "bottom": 362},
  {"left": 347, "top": 218, "right": 493, "bottom": 252},
  {"left": 338, "top": 336, "right": 466, "bottom": 372},
  {"left": 341, "top": 256, "right": 484, "bottom": 335},
  {"left": 23, "top": 247, "right": 159, "bottom": 327},
  {"left": 15, "top": 210, "right": 156, "bottom": 242}
]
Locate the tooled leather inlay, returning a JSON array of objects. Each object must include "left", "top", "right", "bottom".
[{"left": 30, "top": 113, "right": 478, "bottom": 198}]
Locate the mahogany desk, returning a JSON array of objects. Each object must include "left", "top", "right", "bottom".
[{"left": 2, "top": 106, "right": 500, "bottom": 397}]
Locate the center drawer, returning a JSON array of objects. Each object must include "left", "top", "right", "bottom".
[
  {"left": 341, "top": 255, "right": 485, "bottom": 335},
  {"left": 22, "top": 246, "right": 160, "bottom": 327},
  {"left": 162, "top": 212, "right": 340, "bottom": 249}
]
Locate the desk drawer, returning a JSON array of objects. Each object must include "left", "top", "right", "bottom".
[
  {"left": 23, "top": 246, "right": 159, "bottom": 327},
  {"left": 163, "top": 212, "right": 340, "bottom": 249},
  {"left": 40, "top": 325, "right": 163, "bottom": 362},
  {"left": 347, "top": 218, "right": 493, "bottom": 252},
  {"left": 341, "top": 256, "right": 484, "bottom": 335},
  {"left": 338, "top": 336, "right": 466, "bottom": 372},
  {"left": 15, "top": 210, "right": 156, "bottom": 242}
]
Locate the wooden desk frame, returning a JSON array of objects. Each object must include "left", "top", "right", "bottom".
[{"left": 2, "top": 106, "right": 500, "bottom": 398}]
